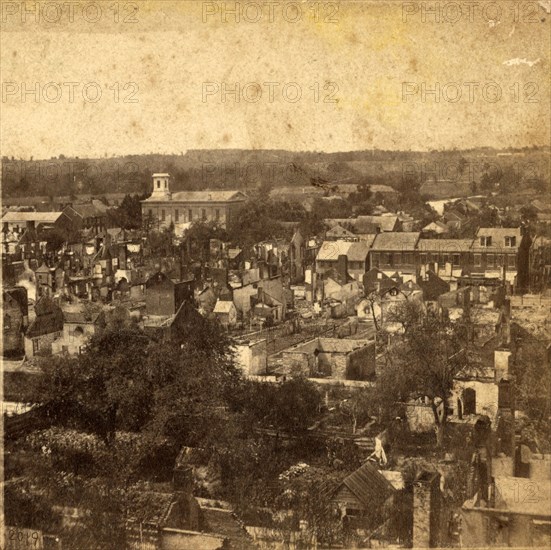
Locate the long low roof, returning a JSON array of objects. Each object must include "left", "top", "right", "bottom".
[
  {"left": 316, "top": 240, "right": 370, "bottom": 261},
  {"left": 142, "top": 190, "right": 247, "bottom": 203},
  {"left": 417, "top": 239, "right": 473, "bottom": 253},
  {"left": 2, "top": 211, "right": 64, "bottom": 224},
  {"left": 370, "top": 232, "right": 421, "bottom": 251}
]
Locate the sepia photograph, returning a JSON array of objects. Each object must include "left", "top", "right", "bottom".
[{"left": 1, "top": 1, "right": 550, "bottom": 548}]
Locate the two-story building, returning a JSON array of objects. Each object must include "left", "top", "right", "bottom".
[
  {"left": 470, "top": 227, "right": 528, "bottom": 285},
  {"left": 141, "top": 173, "right": 247, "bottom": 232},
  {"left": 316, "top": 240, "right": 372, "bottom": 282},
  {"left": 369, "top": 232, "right": 421, "bottom": 279}
]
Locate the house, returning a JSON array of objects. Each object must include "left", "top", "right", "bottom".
[
  {"left": 448, "top": 349, "right": 511, "bottom": 426},
  {"left": 417, "top": 238, "right": 472, "bottom": 280},
  {"left": 370, "top": 282, "right": 422, "bottom": 332},
  {"left": 314, "top": 255, "right": 362, "bottom": 316},
  {"left": 232, "top": 283, "right": 259, "bottom": 319},
  {"left": 325, "top": 224, "right": 357, "bottom": 242},
  {"left": 421, "top": 220, "right": 450, "bottom": 236},
  {"left": 326, "top": 216, "right": 400, "bottom": 234},
  {"left": 281, "top": 337, "right": 376, "bottom": 380},
  {"left": 417, "top": 269, "right": 450, "bottom": 304},
  {"left": 34, "top": 261, "right": 55, "bottom": 298},
  {"left": 528, "top": 235, "right": 551, "bottom": 292},
  {"left": 62, "top": 200, "right": 109, "bottom": 235},
  {"left": 363, "top": 268, "right": 395, "bottom": 295},
  {"left": 289, "top": 228, "right": 306, "bottom": 283},
  {"left": 143, "top": 300, "right": 203, "bottom": 344},
  {"left": 2, "top": 286, "right": 28, "bottom": 357},
  {"left": 145, "top": 272, "right": 194, "bottom": 317},
  {"left": 442, "top": 208, "right": 468, "bottom": 230},
  {"left": 195, "top": 285, "right": 218, "bottom": 315},
  {"left": 331, "top": 461, "right": 397, "bottom": 531},
  {"left": 316, "top": 240, "right": 370, "bottom": 282},
  {"left": 141, "top": 173, "right": 247, "bottom": 231},
  {"left": 234, "top": 338, "right": 267, "bottom": 376},
  {"left": 369, "top": 232, "right": 421, "bottom": 278},
  {"left": 397, "top": 211, "right": 417, "bottom": 232},
  {"left": 1, "top": 210, "right": 73, "bottom": 235},
  {"left": 24, "top": 297, "right": 64, "bottom": 357},
  {"left": 213, "top": 299, "right": 237, "bottom": 328},
  {"left": 51, "top": 307, "right": 106, "bottom": 355},
  {"left": 470, "top": 227, "right": 529, "bottom": 286},
  {"left": 256, "top": 276, "right": 291, "bottom": 322}
]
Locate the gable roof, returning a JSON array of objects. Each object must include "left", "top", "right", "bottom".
[
  {"left": 26, "top": 310, "right": 64, "bottom": 338},
  {"left": 316, "top": 240, "right": 352, "bottom": 261},
  {"left": 70, "top": 202, "right": 108, "bottom": 218},
  {"left": 355, "top": 215, "right": 399, "bottom": 233},
  {"left": 346, "top": 241, "right": 371, "bottom": 261},
  {"left": 2, "top": 211, "right": 64, "bottom": 224},
  {"left": 371, "top": 232, "right": 420, "bottom": 251},
  {"left": 422, "top": 220, "right": 449, "bottom": 232},
  {"left": 326, "top": 224, "right": 356, "bottom": 239},
  {"left": 443, "top": 209, "right": 467, "bottom": 222},
  {"left": 316, "top": 240, "right": 369, "bottom": 262},
  {"left": 336, "top": 462, "right": 396, "bottom": 508}
]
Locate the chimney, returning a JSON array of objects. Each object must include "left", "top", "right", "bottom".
[
  {"left": 173, "top": 463, "right": 194, "bottom": 496},
  {"left": 337, "top": 254, "right": 348, "bottom": 282},
  {"left": 494, "top": 349, "right": 511, "bottom": 383},
  {"left": 413, "top": 471, "right": 441, "bottom": 548}
]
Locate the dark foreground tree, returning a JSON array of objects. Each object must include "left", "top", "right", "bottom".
[
  {"left": 33, "top": 321, "right": 239, "bottom": 446},
  {"left": 376, "top": 303, "right": 472, "bottom": 447}
]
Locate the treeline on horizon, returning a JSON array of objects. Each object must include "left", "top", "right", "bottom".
[{"left": 1, "top": 145, "right": 549, "bottom": 199}]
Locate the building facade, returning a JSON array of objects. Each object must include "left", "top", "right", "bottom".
[{"left": 141, "top": 173, "right": 247, "bottom": 232}]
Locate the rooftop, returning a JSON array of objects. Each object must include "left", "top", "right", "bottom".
[
  {"left": 143, "top": 190, "right": 247, "bottom": 203},
  {"left": 335, "top": 461, "right": 396, "bottom": 509},
  {"left": 417, "top": 238, "right": 473, "bottom": 252},
  {"left": 371, "top": 232, "right": 420, "bottom": 251},
  {"left": 2, "top": 211, "right": 64, "bottom": 224}
]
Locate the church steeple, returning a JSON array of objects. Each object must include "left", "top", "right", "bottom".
[{"left": 151, "top": 173, "right": 171, "bottom": 200}]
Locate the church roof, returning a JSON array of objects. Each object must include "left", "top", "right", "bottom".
[{"left": 143, "top": 190, "right": 247, "bottom": 203}]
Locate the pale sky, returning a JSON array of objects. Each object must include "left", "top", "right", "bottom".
[{"left": 1, "top": 0, "right": 549, "bottom": 159}]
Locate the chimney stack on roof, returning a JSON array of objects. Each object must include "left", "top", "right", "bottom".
[{"left": 337, "top": 254, "right": 348, "bottom": 283}]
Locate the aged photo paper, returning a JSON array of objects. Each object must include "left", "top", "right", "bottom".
[{"left": 1, "top": 1, "right": 550, "bottom": 548}]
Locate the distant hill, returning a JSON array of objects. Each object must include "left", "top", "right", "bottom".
[{"left": 1, "top": 147, "right": 549, "bottom": 202}]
